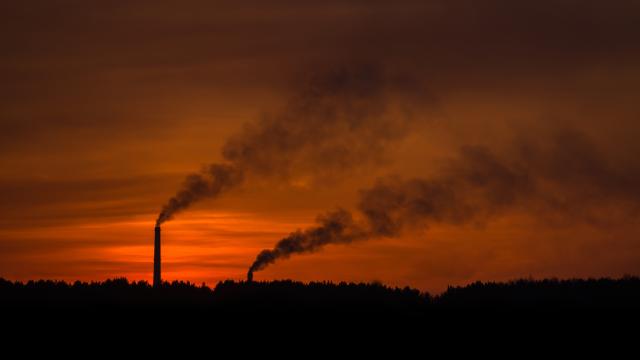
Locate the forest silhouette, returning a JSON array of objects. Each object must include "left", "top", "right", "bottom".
[{"left": 1, "top": 276, "right": 639, "bottom": 311}]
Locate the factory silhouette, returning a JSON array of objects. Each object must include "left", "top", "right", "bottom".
[
  {"left": 153, "top": 225, "right": 161, "bottom": 288},
  {"left": 138, "top": 225, "right": 640, "bottom": 311}
]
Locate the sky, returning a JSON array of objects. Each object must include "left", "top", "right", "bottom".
[{"left": 1, "top": 0, "right": 639, "bottom": 292}]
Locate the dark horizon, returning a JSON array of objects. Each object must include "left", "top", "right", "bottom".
[{"left": 2, "top": 275, "right": 640, "bottom": 311}]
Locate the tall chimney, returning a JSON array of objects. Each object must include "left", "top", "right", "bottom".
[{"left": 153, "top": 225, "right": 161, "bottom": 288}]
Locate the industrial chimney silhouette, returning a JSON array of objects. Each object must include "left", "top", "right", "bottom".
[{"left": 153, "top": 225, "right": 161, "bottom": 287}]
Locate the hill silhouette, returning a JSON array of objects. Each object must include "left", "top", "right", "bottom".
[{"left": 1, "top": 276, "right": 639, "bottom": 311}]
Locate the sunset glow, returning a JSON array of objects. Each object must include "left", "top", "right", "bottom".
[{"left": 1, "top": 1, "right": 639, "bottom": 293}]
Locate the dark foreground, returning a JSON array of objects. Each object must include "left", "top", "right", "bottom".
[{"left": 1, "top": 276, "right": 639, "bottom": 312}]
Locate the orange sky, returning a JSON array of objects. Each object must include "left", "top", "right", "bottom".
[{"left": 1, "top": 1, "right": 640, "bottom": 293}]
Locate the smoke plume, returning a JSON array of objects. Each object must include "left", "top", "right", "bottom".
[
  {"left": 156, "top": 164, "right": 243, "bottom": 225},
  {"left": 248, "top": 129, "right": 640, "bottom": 276},
  {"left": 156, "top": 64, "right": 430, "bottom": 225},
  {"left": 249, "top": 209, "right": 368, "bottom": 274}
]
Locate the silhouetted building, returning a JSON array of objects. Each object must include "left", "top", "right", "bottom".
[{"left": 154, "top": 226, "right": 161, "bottom": 287}]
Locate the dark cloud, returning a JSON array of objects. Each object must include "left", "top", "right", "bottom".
[
  {"left": 2, "top": 0, "right": 638, "bottom": 154},
  {"left": 0, "top": 174, "right": 178, "bottom": 228},
  {"left": 3, "top": 1, "right": 638, "bottom": 105},
  {"left": 0, "top": 237, "right": 122, "bottom": 254},
  {"left": 3, "top": 1, "right": 639, "bottom": 63}
]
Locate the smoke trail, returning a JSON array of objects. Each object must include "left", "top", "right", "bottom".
[
  {"left": 156, "top": 64, "right": 431, "bottom": 225},
  {"left": 156, "top": 164, "right": 243, "bottom": 225},
  {"left": 248, "top": 209, "right": 368, "bottom": 274},
  {"left": 248, "top": 130, "right": 640, "bottom": 276},
  {"left": 247, "top": 147, "right": 530, "bottom": 277}
]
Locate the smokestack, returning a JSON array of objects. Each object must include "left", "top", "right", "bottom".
[
  {"left": 153, "top": 225, "right": 161, "bottom": 288},
  {"left": 247, "top": 269, "right": 253, "bottom": 283}
]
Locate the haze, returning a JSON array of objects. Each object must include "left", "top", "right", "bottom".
[{"left": 1, "top": 0, "right": 639, "bottom": 292}]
